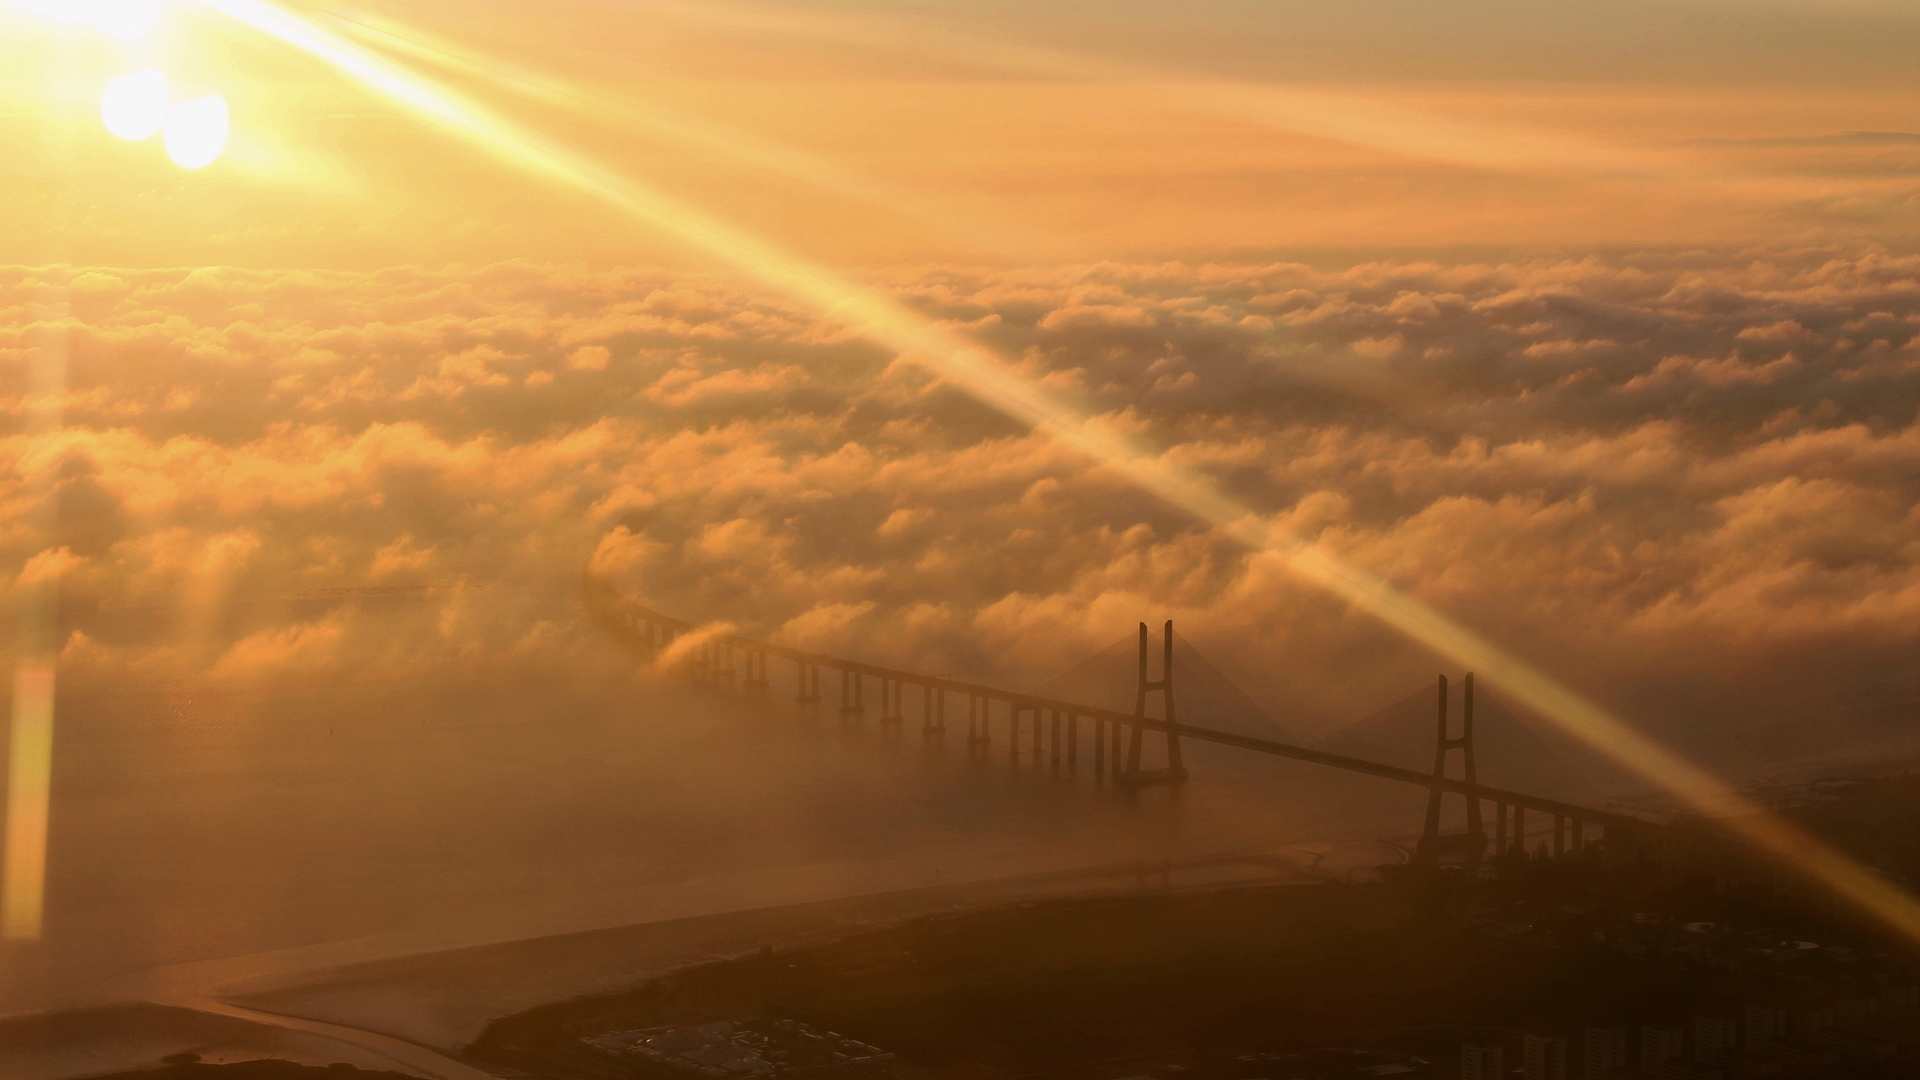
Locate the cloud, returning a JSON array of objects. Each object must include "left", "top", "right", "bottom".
[
  {"left": 567, "top": 345, "right": 610, "bottom": 371},
  {"left": 0, "top": 247, "right": 1914, "bottom": 768},
  {"left": 14, "top": 547, "right": 82, "bottom": 588}
]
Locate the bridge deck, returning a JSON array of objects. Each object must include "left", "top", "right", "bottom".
[{"left": 590, "top": 584, "right": 1654, "bottom": 834}]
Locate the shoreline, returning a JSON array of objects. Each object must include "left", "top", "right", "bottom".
[{"left": 0, "top": 847, "right": 1367, "bottom": 1080}]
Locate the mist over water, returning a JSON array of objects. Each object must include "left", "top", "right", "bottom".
[
  {"left": 0, "top": 1, "right": 1913, "bottom": 1061},
  {"left": 0, "top": 625, "right": 1401, "bottom": 1019}
]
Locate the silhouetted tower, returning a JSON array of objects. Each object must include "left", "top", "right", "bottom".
[
  {"left": 1414, "top": 672, "right": 1486, "bottom": 867},
  {"left": 1123, "top": 620, "right": 1188, "bottom": 784}
]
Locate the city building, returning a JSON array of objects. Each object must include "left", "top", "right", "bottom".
[
  {"left": 1521, "top": 1034, "right": 1565, "bottom": 1080},
  {"left": 1640, "top": 1025, "right": 1684, "bottom": 1074},
  {"left": 1460, "top": 1043, "right": 1503, "bottom": 1080},
  {"left": 1741, "top": 1005, "right": 1785, "bottom": 1051},
  {"left": 1584, "top": 1026, "right": 1627, "bottom": 1079},
  {"left": 1635, "top": 1022, "right": 1681, "bottom": 1068},
  {"left": 1694, "top": 1015, "right": 1738, "bottom": 1062}
]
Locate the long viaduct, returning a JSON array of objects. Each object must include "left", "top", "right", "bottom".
[{"left": 584, "top": 579, "right": 1666, "bottom": 869}]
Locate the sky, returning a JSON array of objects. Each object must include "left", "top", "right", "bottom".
[
  {"left": 0, "top": 0, "right": 1917, "bottom": 947},
  {"left": 2, "top": 1, "right": 1915, "bottom": 267}
]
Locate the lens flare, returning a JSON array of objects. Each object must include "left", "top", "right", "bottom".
[
  {"left": 185, "top": 0, "right": 1920, "bottom": 948},
  {"left": 0, "top": 0, "right": 159, "bottom": 38},
  {"left": 100, "top": 68, "right": 170, "bottom": 141},
  {"left": 163, "top": 94, "right": 228, "bottom": 168},
  {"left": 90, "top": 0, "right": 161, "bottom": 39},
  {"left": 3, "top": 662, "right": 55, "bottom": 940}
]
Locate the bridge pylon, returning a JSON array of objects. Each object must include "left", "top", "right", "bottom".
[
  {"left": 743, "top": 650, "right": 769, "bottom": 696},
  {"left": 1122, "top": 620, "right": 1188, "bottom": 786},
  {"left": 1413, "top": 672, "right": 1488, "bottom": 869},
  {"left": 838, "top": 668, "right": 865, "bottom": 718}
]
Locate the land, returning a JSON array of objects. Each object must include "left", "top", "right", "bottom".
[
  {"left": 465, "top": 787, "right": 1920, "bottom": 1080},
  {"left": 81, "top": 776, "right": 1920, "bottom": 1080},
  {"left": 91, "top": 1061, "right": 422, "bottom": 1080}
]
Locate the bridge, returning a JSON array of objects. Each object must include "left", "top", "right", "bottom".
[{"left": 584, "top": 579, "right": 1660, "bottom": 869}]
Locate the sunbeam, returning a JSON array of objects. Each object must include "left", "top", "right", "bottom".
[
  {"left": 176, "top": 0, "right": 1920, "bottom": 949},
  {"left": 317, "top": 5, "right": 1038, "bottom": 259}
]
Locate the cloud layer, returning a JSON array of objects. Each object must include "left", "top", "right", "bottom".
[{"left": 2, "top": 246, "right": 1915, "bottom": 770}]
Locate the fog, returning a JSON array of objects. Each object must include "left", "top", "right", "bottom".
[
  {"left": 0, "top": 620, "right": 1416, "bottom": 1023},
  {"left": 0, "top": 1, "right": 1914, "bottom": 1073}
]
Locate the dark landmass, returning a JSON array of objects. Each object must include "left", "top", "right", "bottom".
[
  {"left": 458, "top": 771, "right": 1920, "bottom": 1079},
  {"left": 465, "top": 848, "right": 1916, "bottom": 1080},
  {"left": 1765, "top": 774, "right": 1918, "bottom": 890},
  {"left": 89, "top": 1061, "right": 420, "bottom": 1080},
  {"left": 110, "top": 775, "right": 1920, "bottom": 1080}
]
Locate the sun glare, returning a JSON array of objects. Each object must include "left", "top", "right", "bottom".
[
  {"left": 100, "top": 68, "right": 169, "bottom": 141},
  {"left": 4, "top": 0, "right": 161, "bottom": 39},
  {"left": 163, "top": 94, "right": 228, "bottom": 168},
  {"left": 90, "top": 0, "right": 160, "bottom": 39}
]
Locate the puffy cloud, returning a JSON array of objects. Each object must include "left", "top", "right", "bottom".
[{"left": 0, "top": 247, "right": 1914, "bottom": 770}]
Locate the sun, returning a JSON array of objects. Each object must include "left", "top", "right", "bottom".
[
  {"left": 164, "top": 94, "right": 228, "bottom": 169},
  {"left": 100, "top": 68, "right": 169, "bottom": 140}
]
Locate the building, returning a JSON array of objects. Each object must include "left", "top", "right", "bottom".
[
  {"left": 1641, "top": 1026, "right": 1684, "bottom": 1074},
  {"left": 1522, "top": 1034, "right": 1566, "bottom": 1080},
  {"left": 1584, "top": 1026, "right": 1627, "bottom": 1079},
  {"left": 1694, "top": 1015, "right": 1738, "bottom": 1062},
  {"left": 1772, "top": 1038, "right": 1840, "bottom": 1073},
  {"left": 1461, "top": 1043, "right": 1504, "bottom": 1080},
  {"left": 1789, "top": 1005, "right": 1831, "bottom": 1039},
  {"left": 1742, "top": 1006, "right": 1786, "bottom": 1051}
]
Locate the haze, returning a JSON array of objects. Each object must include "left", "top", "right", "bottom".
[{"left": 0, "top": 0, "right": 1915, "bottom": 1073}]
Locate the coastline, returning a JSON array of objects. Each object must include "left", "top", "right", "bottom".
[{"left": 0, "top": 847, "right": 1359, "bottom": 1080}]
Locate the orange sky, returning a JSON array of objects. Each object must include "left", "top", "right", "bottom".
[
  {"left": 1, "top": 0, "right": 1918, "bottom": 954},
  {"left": 0, "top": 0, "right": 1913, "bottom": 268}
]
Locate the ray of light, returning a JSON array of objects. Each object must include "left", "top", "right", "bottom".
[
  {"left": 2, "top": 0, "right": 160, "bottom": 40},
  {"left": 318, "top": 7, "right": 896, "bottom": 208},
  {"left": 313, "top": 5, "right": 1036, "bottom": 259},
  {"left": 3, "top": 292, "right": 71, "bottom": 943},
  {"left": 3, "top": 661, "right": 55, "bottom": 940},
  {"left": 186, "top": 0, "right": 1920, "bottom": 947}
]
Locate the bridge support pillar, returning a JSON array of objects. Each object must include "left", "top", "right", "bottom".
[
  {"left": 1066, "top": 713, "right": 1078, "bottom": 767},
  {"left": 1572, "top": 818, "right": 1585, "bottom": 854},
  {"left": 879, "top": 678, "right": 903, "bottom": 724},
  {"left": 967, "top": 695, "right": 989, "bottom": 744},
  {"left": 1414, "top": 672, "right": 1487, "bottom": 869},
  {"left": 839, "top": 668, "right": 865, "bottom": 718},
  {"left": 923, "top": 685, "right": 945, "bottom": 734},
  {"left": 744, "top": 650, "right": 769, "bottom": 695},
  {"left": 1049, "top": 710, "right": 1061, "bottom": 768},
  {"left": 1554, "top": 815, "right": 1566, "bottom": 857},
  {"left": 1495, "top": 800, "right": 1507, "bottom": 858},
  {"left": 796, "top": 661, "right": 820, "bottom": 706},
  {"left": 1122, "top": 620, "right": 1188, "bottom": 786}
]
